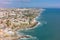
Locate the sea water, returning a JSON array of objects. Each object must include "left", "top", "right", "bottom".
[{"left": 19, "top": 8, "right": 60, "bottom": 40}]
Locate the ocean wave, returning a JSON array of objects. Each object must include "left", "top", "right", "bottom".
[{"left": 20, "top": 35, "right": 39, "bottom": 40}]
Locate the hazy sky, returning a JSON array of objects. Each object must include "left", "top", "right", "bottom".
[{"left": 0, "top": 0, "right": 60, "bottom": 8}]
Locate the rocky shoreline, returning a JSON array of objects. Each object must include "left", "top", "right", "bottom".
[{"left": 0, "top": 8, "right": 42, "bottom": 40}]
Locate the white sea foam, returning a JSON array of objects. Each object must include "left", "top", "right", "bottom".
[{"left": 20, "top": 35, "right": 39, "bottom": 40}]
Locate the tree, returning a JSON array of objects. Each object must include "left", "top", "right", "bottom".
[{"left": 23, "top": 13, "right": 34, "bottom": 25}]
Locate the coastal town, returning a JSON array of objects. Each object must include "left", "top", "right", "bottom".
[{"left": 0, "top": 8, "right": 40, "bottom": 40}]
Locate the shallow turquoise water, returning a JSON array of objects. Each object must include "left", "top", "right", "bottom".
[{"left": 19, "top": 8, "right": 60, "bottom": 40}]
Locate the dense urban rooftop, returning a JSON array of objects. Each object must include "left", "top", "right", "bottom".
[{"left": 0, "top": 8, "right": 41, "bottom": 40}]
